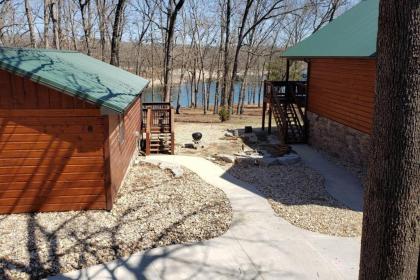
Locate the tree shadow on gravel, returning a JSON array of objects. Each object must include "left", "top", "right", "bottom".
[
  {"left": 0, "top": 165, "right": 232, "bottom": 280},
  {"left": 221, "top": 126, "right": 360, "bottom": 212}
]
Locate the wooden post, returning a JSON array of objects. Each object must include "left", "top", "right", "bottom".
[
  {"left": 262, "top": 81, "right": 266, "bottom": 130},
  {"left": 285, "top": 59, "right": 290, "bottom": 82},
  {"left": 262, "top": 100, "right": 266, "bottom": 130},
  {"left": 170, "top": 108, "right": 175, "bottom": 155},
  {"left": 268, "top": 104, "right": 272, "bottom": 134},
  {"left": 146, "top": 107, "right": 152, "bottom": 155}
]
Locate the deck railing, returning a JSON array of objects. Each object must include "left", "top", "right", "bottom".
[{"left": 142, "top": 102, "right": 174, "bottom": 155}]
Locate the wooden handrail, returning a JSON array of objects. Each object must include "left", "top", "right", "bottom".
[{"left": 264, "top": 80, "right": 308, "bottom": 144}]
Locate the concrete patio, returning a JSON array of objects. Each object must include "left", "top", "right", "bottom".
[{"left": 51, "top": 149, "right": 362, "bottom": 280}]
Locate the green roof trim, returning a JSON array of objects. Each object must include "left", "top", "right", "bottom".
[
  {"left": 0, "top": 47, "right": 149, "bottom": 113},
  {"left": 282, "top": 0, "right": 379, "bottom": 58}
]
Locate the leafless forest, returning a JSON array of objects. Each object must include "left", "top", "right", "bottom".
[{"left": 0, "top": 0, "right": 354, "bottom": 113}]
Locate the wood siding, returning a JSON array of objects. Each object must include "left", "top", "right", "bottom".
[
  {"left": 307, "top": 58, "right": 376, "bottom": 134},
  {"left": 106, "top": 98, "right": 141, "bottom": 207},
  {"left": 0, "top": 69, "right": 107, "bottom": 213}
]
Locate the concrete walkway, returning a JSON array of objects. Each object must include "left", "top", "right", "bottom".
[
  {"left": 52, "top": 155, "right": 361, "bottom": 280},
  {"left": 292, "top": 145, "right": 364, "bottom": 211}
]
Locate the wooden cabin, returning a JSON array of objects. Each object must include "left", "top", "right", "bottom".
[
  {"left": 0, "top": 47, "right": 149, "bottom": 214},
  {"left": 263, "top": 0, "right": 378, "bottom": 166}
]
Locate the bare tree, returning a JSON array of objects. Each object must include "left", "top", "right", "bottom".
[
  {"left": 162, "top": 0, "right": 185, "bottom": 102},
  {"left": 220, "top": 0, "right": 231, "bottom": 108},
  {"left": 96, "top": 0, "right": 107, "bottom": 60},
  {"left": 227, "top": 0, "right": 296, "bottom": 111},
  {"left": 77, "top": 0, "right": 92, "bottom": 55},
  {"left": 24, "top": 0, "right": 36, "bottom": 47},
  {"left": 44, "top": 0, "right": 50, "bottom": 48},
  {"left": 50, "top": 0, "right": 60, "bottom": 49},
  {"left": 110, "top": 0, "right": 127, "bottom": 66}
]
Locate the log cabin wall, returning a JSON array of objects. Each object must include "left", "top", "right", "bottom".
[
  {"left": 308, "top": 58, "right": 376, "bottom": 133},
  {"left": 306, "top": 58, "right": 376, "bottom": 166},
  {"left": 0, "top": 69, "right": 107, "bottom": 213},
  {"left": 106, "top": 98, "right": 141, "bottom": 206}
]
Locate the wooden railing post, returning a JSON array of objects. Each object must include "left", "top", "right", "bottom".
[
  {"left": 262, "top": 81, "right": 267, "bottom": 130},
  {"left": 170, "top": 108, "right": 175, "bottom": 155},
  {"left": 145, "top": 107, "right": 152, "bottom": 155},
  {"left": 268, "top": 104, "right": 272, "bottom": 134}
]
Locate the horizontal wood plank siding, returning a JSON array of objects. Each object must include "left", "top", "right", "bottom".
[
  {"left": 0, "top": 69, "right": 107, "bottom": 214},
  {"left": 308, "top": 58, "right": 376, "bottom": 134},
  {"left": 106, "top": 98, "right": 141, "bottom": 204}
]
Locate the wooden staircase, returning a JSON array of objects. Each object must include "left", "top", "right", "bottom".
[
  {"left": 141, "top": 102, "right": 175, "bottom": 155},
  {"left": 263, "top": 81, "right": 308, "bottom": 144}
]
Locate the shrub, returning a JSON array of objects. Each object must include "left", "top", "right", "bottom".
[{"left": 218, "top": 106, "right": 230, "bottom": 122}]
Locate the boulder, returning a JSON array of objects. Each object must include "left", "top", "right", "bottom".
[
  {"left": 243, "top": 133, "right": 258, "bottom": 143},
  {"left": 215, "top": 154, "right": 236, "bottom": 163},
  {"left": 159, "top": 162, "right": 184, "bottom": 178},
  {"left": 235, "top": 153, "right": 264, "bottom": 166}
]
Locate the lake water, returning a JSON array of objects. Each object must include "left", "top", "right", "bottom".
[{"left": 142, "top": 81, "right": 263, "bottom": 108}]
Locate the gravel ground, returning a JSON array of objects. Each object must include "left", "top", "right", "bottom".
[
  {"left": 0, "top": 162, "right": 232, "bottom": 280},
  {"left": 175, "top": 121, "right": 279, "bottom": 159},
  {"left": 228, "top": 162, "right": 362, "bottom": 237}
]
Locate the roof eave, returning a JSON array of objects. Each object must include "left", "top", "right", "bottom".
[
  {"left": 0, "top": 61, "right": 148, "bottom": 115},
  {"left": 282, "top": 55, "right": 377, "bottom": 60}
]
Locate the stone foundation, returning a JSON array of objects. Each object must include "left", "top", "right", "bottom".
[{"left": 307, "top": 112, "right": 371, "bottom": 167}]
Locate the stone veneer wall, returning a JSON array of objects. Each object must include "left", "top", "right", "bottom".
[{"left": 307, "top": 111, "right": 371, "bottom": 167}]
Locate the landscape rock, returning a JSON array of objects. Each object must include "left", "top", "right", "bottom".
[
  {"left": 159, "top": 162, "right": 184, "bottom": 177},
  {"left": 215, "top": 154, "right": 236, "bottom": 163},
  {"left": 224, "top": 131, "right": 234, "bottom": 137},
  {"left": 182, "top": 143, "right": 195, "bottom": 149},
  {"left": 235, "top": 152, "right": 264, "bottom": 166},
  {"left": 276, "top": 153, "right": 301, "bottom": 165},
  {"left": 242, "top": 133, "right": 258, "bottom": 143}
]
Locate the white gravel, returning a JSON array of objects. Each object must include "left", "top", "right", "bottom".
[
  {"left": 0, "top": 162, "right": 232, "bottom": 280},
  {"left": 228, "top": 162, "right": 362, "bottom": 237}
]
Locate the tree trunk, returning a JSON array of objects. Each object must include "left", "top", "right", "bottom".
[
  {"left": 227, "top": 0, "right": 253, "bottom": 112},
  {"left": 359, "top": 1, "right": 419, "bottom": 279},
  {"left": 78, "top": 0, "right": 91, "bottom": 55},
  {"left": 43, "top": 0, "right": 50, "bottom": 48},
  {"left": 237, "top": 48, "right": 253, "bottom": 114},
  {"left": 214, "top": 7, "right": 225, "bottom": 114},
  {"left": 110, "top": 0, "right": 126, "bottom": 66},
  {"left": 162, "top": 0, "right": 185, "bottom": 102},
  {"left": 220, "top": 0, "right": 230, "bottom": 108},
  {"left": 96, "top": 0, "right": 106, "bottom": 61},
  {"left": 50, "top": 0, "right": 60, "bottom": 49},
  {"left": 24, "top": 0, "right": 36, "bottom": 48},
  {"left": 67, "top": 1, "right": 78, "bottom": 50}
]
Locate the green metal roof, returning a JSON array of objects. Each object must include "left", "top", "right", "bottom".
[
  {"left": 282, "top": 0, "right": 379, "bottom": 58},
  {"left": 0, "top": 47, "right": 149, "bottom": 113}
]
